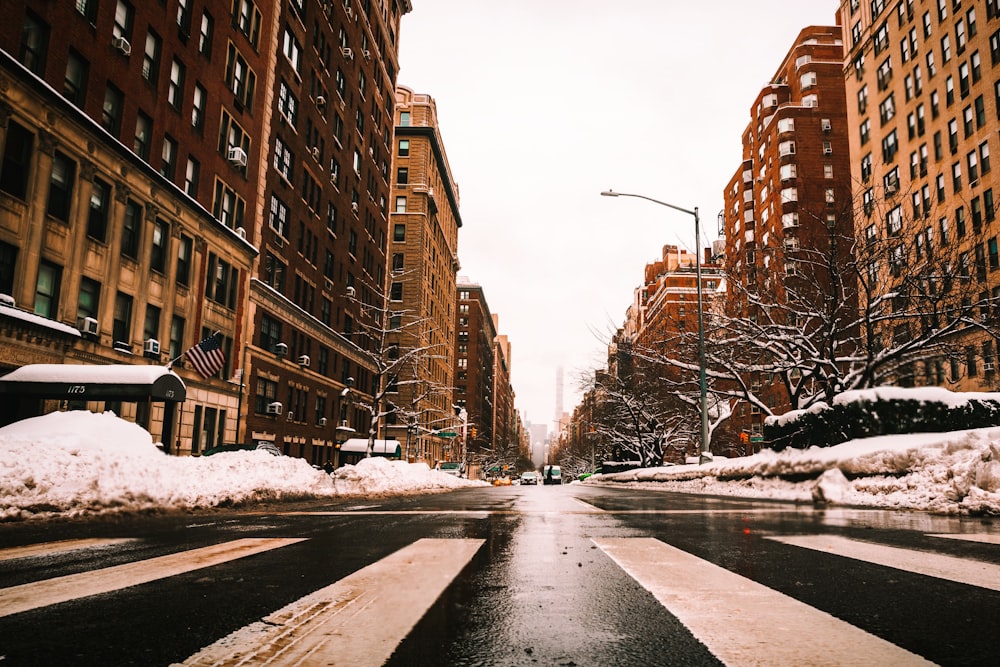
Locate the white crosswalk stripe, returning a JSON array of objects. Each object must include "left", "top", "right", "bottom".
[
  {"left": 769, "top": 534, "right": 1000, "bottom": 592},
  {"left": 178, "top": 537, "right": 485, "bottom": 667},
  {"left": 0, "top": 537, "right": 305, "bottom": 618},
  {"left": 594, "top": 537, "right": 937, "bottom": 667},
  {"left": 0, "top": 537, "right": 135, "bottom": 562}
]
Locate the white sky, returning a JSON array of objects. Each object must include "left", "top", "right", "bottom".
[
  {"left": 396, "top": 1, "right": 841, "bottom": 429},
  {"left": 1, "top": 405, "right": 998, "bottom": 520}
]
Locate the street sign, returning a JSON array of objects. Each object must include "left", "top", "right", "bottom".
[{"left": 437, "top": 431, "right": 458, "bottom": 437}]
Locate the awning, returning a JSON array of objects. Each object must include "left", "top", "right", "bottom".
[
  {"left": 339, "top": 438, "right": 401, "bottom": 456},
  {"left": 0, "top": 364, "right": 186, "bottom": 402}
]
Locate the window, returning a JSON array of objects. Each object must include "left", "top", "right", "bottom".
[
  {"left": 191, "top": 83, "right": 206, "bottom": 132},
  {"left": 134, "top": 112, "right": 152, "bottom": 160},
  {"left": 143, "top": 304, "right": 161, "bottom": 345},
  {"left": 278, "top": 80, "right": 298, "bottom": 124},
  {"left": 151, "top": 219, "right": 168, "bottom": 273},
  {"left": 393, "top": 224, "right": 405, "bottom": 242},
  {"left": 102, "top": 84, "right": 124, "bottom": 136},
  {"left": 274, "top": 136, "right": 293, "bottom": 181},
  {"left": 88, "top": 178, "right": 111, "bottom": 242},
  {"left": 34, "top": 261, "right": 61, "bottom": 319},
  {"left": 77, "top": 277, "right": 100, "bottom": 322},
  {"left": 113, "top": 0, "right": 134, "bottom": 41},
  {"left": 269, "top": 195, "right": 289, "bottom": 237},
  {"left": 142, "top": 30, "right": 161, "bottom": 84},
  {"left": 161, "top": 136, "right": 177, "bottom": 180},
  {"left": 390, "top": 282, "right": 402, "bottom": 301},
  {"left": 168, "top": 59, "right": 185, "bottom": 110},
  {"left": 225, "top": 44, "right": 256, "bottom": 111},
  {"left": 63, "top": 51, "right": 89, "bottom": 106},
  {"left": 213, "top": 180, "right": 245, "bottom": 229},
  {"left": 400, "top": 111, "right": 411, "bottom": 126},
  {"left": 20, "top": 11, "right": 49, "bottom": 76},
  {"left": 282, "top": 28, "right": 302, "bottom": 72},
  {"left": 112, "top": 292, "right": 133, "bottom": 345},
  {"left": 205, "top": 252, "right": 238, "bottom": 308},
  {"left": 176, "top": 234, "right": 192, "bottom": 287},
  {"left": 233, "top": 0, "right": 261, "bottom": 47},
  {"left": 398, "top": 139, "right": 409, "bottom": 156},
  {"left": 46, "top": 152, "right": 75, "bottom": 222},
  {"left": 879, "top": 93, "right": 896, "bottom": 124},
  {"left": 184, "top": 158, "right": 200, "bottom": 198},
  {"left": 0, "top": 122, "right": 33, "bottom": 199},
  {"left": 395, "top": 196, "right": 406, "bottom": 213},
  {"left": 199, "top": 12, "right": 214, "bottom": 55},
  {"left": 121, "top": 200, "right": 141, "bottom": 259}
]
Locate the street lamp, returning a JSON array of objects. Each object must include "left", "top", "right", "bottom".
[{"left": 600, "top": 189, "right": 711, "bottom": 463}]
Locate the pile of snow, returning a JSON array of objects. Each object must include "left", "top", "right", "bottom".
[
  {"left": 589, "top": 427, "right": 1000, "bottom": 515},
  {"left": 0, "top": 411, "right": 485, "bottom": 521}
]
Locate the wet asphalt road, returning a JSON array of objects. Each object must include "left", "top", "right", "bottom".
[{"left": 0, "top": 483, "right": 998, "bottom": 666}]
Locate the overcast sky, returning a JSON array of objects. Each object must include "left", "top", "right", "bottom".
[{"left": 396, "top": 1, "right": 840, "bottom": 433}]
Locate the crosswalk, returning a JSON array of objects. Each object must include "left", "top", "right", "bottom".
[{"left": 0, "top": 528, "right": 997, "bottom": 665}]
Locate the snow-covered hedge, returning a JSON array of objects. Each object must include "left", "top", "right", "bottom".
[{"left": 763, "top": 387, "right": 1000, "bottom": 451}]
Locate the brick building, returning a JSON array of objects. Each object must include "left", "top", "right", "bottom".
[
  {"left": 454, "top": 279, "right": 495, "bottom": 453},
  {"left": 0, "top": 1, "right": 263, "bottom": 451},
  {"left": 838, "top": 0, "right": 1000, "bottom": 390},
  {"left": 384, "top": 85, "right": 461, "bottom": 464},
  {"left": 0, "top": 0, "right": 414, "bottom": 462},
  {"left": 721, "top": 24, "right": 854, "bottom": 443}
]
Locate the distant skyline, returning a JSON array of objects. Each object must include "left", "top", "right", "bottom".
[{"left": 397, "top": 1, "right": 840, "bottom": 428}]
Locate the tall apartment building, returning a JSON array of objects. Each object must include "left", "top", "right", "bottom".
[
  {"left": 722, "top": 24, "right": 854, "bottom": 441},
  {"left": 492, "top": 326, "right": 516, "bottom": 450},
  {"left": 455, "top": 279, "right": 496, "bottom": 453},
  {"left": 0, "top": 0, "right": 413, "bottom": 462},
  {"left": 838, "top": 0, "right": 1000, "bottom": 390},
  {"left": 384, "top": 85, "right": 461, "bottom": 464},
  {"left": 242, "top": 0, "right": 411, "bottom": 466},
  {"left": 0, "top": 1, "right": 265, "bottom": 450}
]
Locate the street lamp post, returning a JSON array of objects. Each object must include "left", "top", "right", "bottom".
[{"left": 600, "top": 189, "right": 711, "bottom": 463}]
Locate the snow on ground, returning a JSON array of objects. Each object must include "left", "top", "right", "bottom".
[
  {"left": 586, "top": 427, "right": 1000, "bottom": 515},
  {"left": 0, "top": 411, "right": 486, "bottom": 521},
  {"left": 1, "top": 409, "right": 999, "bottom": 521}
]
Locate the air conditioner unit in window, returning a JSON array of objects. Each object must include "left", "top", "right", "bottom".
[
  {"left": 80, "top": 317, "right": 99, "bottom": 336},
  {"left": 144, "top": 338, "right": 161, "bottom": 355},
  {"left": 319, "top": 417, "right": 328, "bottom": 427},
  {"left": 351, "top": 202, "right": 359, "bottom": 213},
  {"left": 286, "top": 411, "right": 294, "bottom": 421},
  {"left": 363, "top": 50, "right": 371, "bottom": 59},
  {"left": 985, "top": 363, "right": 995, "bottom": 372},
  {"left": 274, "top": 342, "right": 288, "bottom": 357},
  {"left": 312, "top": 147, "right": 320, "bottom": 160},
  {"left": 823, "top": 147, "right": 833, "bottom": 155},
  {"left": 227, "top": 146, "right": 248, "bottom": 168},
  {"left": 886, "top": 184, "right": 898, "bottom": 195},
  {"left": 315, "top": 95, "right": 326, "bottom": 107},
  {"left": 266, "top": 401, "right": 283, "bottom": 416},
  {"left": 346, "top": 286, "right": 356, "bottom": 298},
  {"left": 339, "top": 419, "right": 349, "bottom": 428},
  {"left": 112, "top": 36, "right": 131, "bottom": 56},
  {"left": 0, "top": 293, "right": 15, "bottom": 307},
  {"left": 341, "top": 47, "right": 353, "bottom": 60},
  {"left": 298, "top": 354, "right": 310, "bottom": 367},
  {"left": 822, "top": 120, "right": 832, "bottom": 132},
  {"left": 113, "top": 340, "right": 133, "bottom": 354}
]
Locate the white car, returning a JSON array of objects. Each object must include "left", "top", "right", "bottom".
[{"left": 435, "top": 461, "right": 463, "bottom": 477}]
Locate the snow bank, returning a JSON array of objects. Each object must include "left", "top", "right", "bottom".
[{"left": 0, "top": 411, "right": 485, "bottom": 521}]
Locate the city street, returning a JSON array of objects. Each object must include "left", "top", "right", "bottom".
[{"left": 0, "top": 484, "right": 998, "bottom": 666}]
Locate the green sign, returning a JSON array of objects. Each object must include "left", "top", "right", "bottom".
[
  {"left": 437, "top": 431, "right": 458, "bottom": 437},
  {"left": 750, "top": 436, "right": 764, "bottom": 443}
]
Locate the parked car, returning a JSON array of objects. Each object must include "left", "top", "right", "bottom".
[
  {"left": 519, "top": 471, "right": 539, "bottom": 485},
  {"left": 543, "top": 465, "right": 562, "bottom": 485},
  {"left": 435, "top": 461, "right": 463, "bottom": 477}
]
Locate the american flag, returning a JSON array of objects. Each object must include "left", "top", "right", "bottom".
[{"left": 184, "top": 333, "right": 226, "bottom": 378}]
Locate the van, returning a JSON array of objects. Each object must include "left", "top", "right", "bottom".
[{"left": 543, "top": 465, "right": 562, "bottom": 485}]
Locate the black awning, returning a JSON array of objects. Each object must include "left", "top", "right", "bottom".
[{"left": 0, "top": 364, "right": 186, "bottom": 402}]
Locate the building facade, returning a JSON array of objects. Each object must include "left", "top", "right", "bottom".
[
  {"left": 235, "top": 0, "right": 411, "bottom": 466},
  {"left": 721, "top": 23, "right": 854, "bottom": 442},
  {"left": 454, "top": 279, "right": 496, "bottom": 454},
  {"left": 384, "top": 85, "right": 461, "bottom": 464},
  {"left": 0, "top": 0, "right": 263, "bottom": 452},
  {"left": 838, "top": 0, "right": 1000, "bottom": 391}
]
